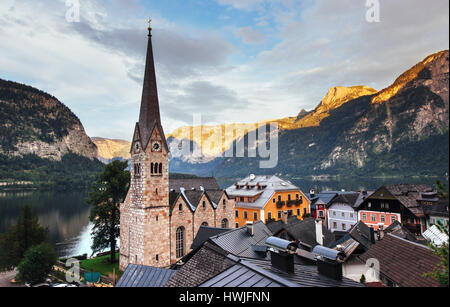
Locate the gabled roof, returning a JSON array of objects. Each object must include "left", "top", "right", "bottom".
[
  {"left": 208, "top": 221, "right": 273, "bottom": 260},
  {"left": 164, "top": 242, "right": 236, "bottom": 287},
  {"left": 348, "top": 221, "right": 373, "bottom": 250},
  {"left": 266, "top": 216, "right": 302, "bottom": 236},
  {"left": 170, "top": 178, "right": 220, "bottom": 193},
  {"left": 283, "top": 218, "right": 335, "bottom": 248},
  {"left": 327, "top": 193, "right": 360, "bottom": 209},
  {"left": 205, "top": 190, "right": 226, "bottom": 208},
  {"left": 191, "top": 226, "right": 231, "bottom": 250},
  {"left": 384, "top": 221, "right": 418, "bottom": 242},
  {"left": 359, "top": 233, "right": 441, "bottom": 287},
  {"left": 116, "top": 264, "right": 176, "bottom": 287}
]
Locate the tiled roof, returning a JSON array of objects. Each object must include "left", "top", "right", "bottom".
[
  {"left": 116, "top": 264, "right": 176, "bottom": 287},
  {"left": 327, "top": 193, "right": 360, "bottom": 209},
  {"left": 384, "top": 221, "right": 418, "bottom": 242},
  {"left": 164, "top": 243, "right": 236, "bottom": 287},
  {"left": 191, "top": 226, "right": 230, "bottom": 250},
  {"left": 309, "top": 192, "right": 338, "bottom": 209},
  {"left": 266, "top": 216, "right": 301, "bottom": 235},
  {"left": 359, "top": 233, "right": 442, "bottom": 287},
  {"left": 226, "top": 175, "right": 303, "bottom": 210},
  {"left": 384, "top": 184, "right": 435, "bottom": 216},
  {"left": 169, "top": 178, "right": 220, "bottom": 192}
]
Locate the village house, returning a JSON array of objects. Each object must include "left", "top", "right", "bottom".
[
  {"left": 119, "top": 25, "right": 234, "bottom": 270},
  {"left": 355, "top": 184, "right": 438, "bottom": 235},
  {"left": 226, "top": 175, "right": 311, "bottom": 228}
]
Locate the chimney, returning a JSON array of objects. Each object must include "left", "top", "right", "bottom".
[
  {"left": 246, "top": 221, "right": 254, "bottom": 236},
  {"left": 281, "top": 211, "right": 289, "bottom": 224},
  {"left": 369, "top": 227, "right": 376, "bottom": 244},
  {"left": 265, "top": 237, "right": 297, "bottom": 273},
  {"left": 315, "top": 219, "right": 324, "bottom": 246},
  {"left": 313, "top": 246, "right": 344, "bottom": 281}
]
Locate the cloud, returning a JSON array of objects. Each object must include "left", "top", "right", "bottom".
[{"left": 236, "top": 26, "right": 265, "bottom": 45}]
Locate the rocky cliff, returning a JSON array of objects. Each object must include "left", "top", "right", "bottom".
[
  {"left": 0, "top": 79, "right": 98, "bottom": 161},
  {"left": 92, "top": 137, "right": 131, "bottom": 163}
]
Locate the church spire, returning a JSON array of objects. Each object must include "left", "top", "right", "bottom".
[{"left": 138, "top": 19, "right": 166, "bottom": 150}]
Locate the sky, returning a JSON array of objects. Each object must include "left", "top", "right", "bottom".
[{"left": 0, "top": 0, "right": 449, "bottom": 140}]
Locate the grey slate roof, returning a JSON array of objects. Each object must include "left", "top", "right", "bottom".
[
  {"left": 199, "top": 258, "right": 298, "bottom": 287},
  {"left": 384, "top": 221, "right": 418, "bottom": 242},
  {"left": 116, "top": 264, "right": 176, "bottom": 287},
  {"left": 191, "top": 226, "right": 231, "bottom": 250},
  {"left": 348, "top": 221, "right": 373, "bottom": 250},
  {"left": 423, "top": 199, "right": 449, "bottom": 218},
  {"left": 170, "top": 178, "right": 220, "bottom": 192},
  {"left": 205, "top": 190, "right": 226, "bottom": 208},
  {"left": 209, "top": 221, "right": 273, "bottom": 259},
  {"left": 383, "top": 184, "right": 435, "bottom": 216},
  {"left": 243, "top": 258, "right": 364, "bottom": 287},
  {"left": 266, "top": 216, "right": 301, "bottom": 235},
  {"left": 282, "top": 218, "right": 335, "bottom": 248}
]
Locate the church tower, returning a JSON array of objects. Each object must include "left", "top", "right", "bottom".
[{"left": 120, "top": 21, "right": 170, "bottom": 270}]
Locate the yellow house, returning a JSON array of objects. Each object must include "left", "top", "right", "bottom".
[{"left": 226, "top": 175, "right": 311, "bottom": 228}]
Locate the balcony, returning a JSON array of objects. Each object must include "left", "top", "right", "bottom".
[{"left": 276, "top": 201, "right": 285, "bottom": 209}]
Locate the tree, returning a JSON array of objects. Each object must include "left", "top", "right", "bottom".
[
  {"left": 424, "top": 224, "right": 449, "bottom": 286},
  {"left": 360, "top": 274, "right": 366, "bottom": 284},
  {"left": 0, "top": 205, "right": 48, "bottom": 271},
  {"left": 436, "top": 180, "right": 449, "bottom": 200},
  {"left": 87, "top": 160, "right": 130, "bottom": 263},
  {"left": 17, "top": 243, "right": 56, "bottom": 285}
]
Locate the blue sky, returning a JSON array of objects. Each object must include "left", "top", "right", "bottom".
[{"left": 0, "top": 0, "right": 449, "bottom": 140}]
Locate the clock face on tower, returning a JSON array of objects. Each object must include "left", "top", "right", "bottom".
[{"left": 151, "top": 141, "right": 161, "bottom": 152}]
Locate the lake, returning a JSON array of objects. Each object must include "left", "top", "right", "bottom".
[{"left": 0, "top": 175, "right": 445, "bottom": 257}]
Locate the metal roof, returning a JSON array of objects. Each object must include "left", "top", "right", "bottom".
[
  {"left": 423, "top": 225, "right": 449, "bottom": 247},
  {"left": 116, "top": 264, "right": 176, "bottom": 287}
]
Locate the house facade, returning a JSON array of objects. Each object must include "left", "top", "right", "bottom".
[
  {"left": 327, "top": 194, "right": 358, "bottom": 232},
  {"left": 226, "top": 175, "right": 310, "bottom": 227}
]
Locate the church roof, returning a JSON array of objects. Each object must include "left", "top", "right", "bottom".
[
  {"left": 137, "top": 27, "right": 168, "bottom": 152},
  {"left": 169, "top": 178, "right": 220, "bottom": 192}
]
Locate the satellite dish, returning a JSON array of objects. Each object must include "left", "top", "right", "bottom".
[{"left": 249, "top": 174, "right": 256, "bottom": 180}]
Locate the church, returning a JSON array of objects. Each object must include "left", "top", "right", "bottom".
[{"left": 119, "top": 23, "right": 235, "bottom": 270}]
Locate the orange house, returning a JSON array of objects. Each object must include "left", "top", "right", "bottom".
[{"left": 226, "top": 175, "right": 311, "bottom": 228}]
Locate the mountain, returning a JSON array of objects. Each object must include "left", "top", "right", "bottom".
[
  {"left": 169, "top": 50, "right": 449, "bottom": 178},
  {"left": 0, "top": 78, "right": 104, "bottom": 189},
  {"left": 92, "top": 137, "right": 131, "bottom": 164}
]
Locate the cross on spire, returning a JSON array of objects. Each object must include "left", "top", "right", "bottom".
[{"left": 148, "top": 18, "right": 152, "bottom": 31}]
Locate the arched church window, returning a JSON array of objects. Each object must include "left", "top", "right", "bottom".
[
  {"left": 176, "top": 227, "right": 185, "bottom": 258},
  {"left": 150, "top": 163, "right": 154, "bottom": 174},
  {"left": 159, "top": 163, "right": 163, "bottom": 174},
  {"left": 179, "top": 203, "right": 183, "bottom": 211},
  {"left": 221, "top": 219, "right": 229, "bottom": 229}
]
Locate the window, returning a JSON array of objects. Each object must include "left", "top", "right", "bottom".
[
  {"left": 368, "top": 202, "right": 372, "bottom": 208},
  {"left": 235, "top": 210, "right": 239, "bottom": 218},
  {"left": 156, "top": 255, "right": 159, "bottom": 261},
  {"left": 297, "top": 209, "right": 301, "bottom": 216},
  {"left": 201, "top": 222, "right": 208, "bottom": 227},
  {"left": 202, "top": 201, "right": 206, "bottom": 208},
  {"left": 244, "top": 211, "right": 248, "bottom": 219},
  {"left": 134, "top": 163, "right": 141, "bottom": 177},
  {"left": 319, "top": 211, "right": 324, "bottom": 218},
  {"left": 273, "top": 198, "right": 276, "bottom": 203},
  {"left": 156, "top": 215, "right": 158, "bottom": 222},
  {"left": 371, "top": 214, "right": 377, "bottom": 222},
  {"left": 278, "top": 211, "right": 282, "bottom": 219},
  {"left": 179, "top": 203, "right": 183, "bottom": 212},
  {"left": 342, "top": 212, "right": 345, "bottom": 217},
  {"left": 333, "top": 222, "right": 337, "bottom": 229},
  {"left": 299, "top": 196, "right": 303, "bottom": 203},
  {"left": 288, "top": 194, "right": 291, "bottom": 201},
  {"left": 268, "top": 212, "right": 272, "bottom": 220},
  {"left": 253, "top": 212, "right": 258, "bottom": 221},
  {"left": 176, "top": 227, "right": 185, "bottom": 258},
  {"left": 223, "top": 199, "right": 226, "bottom": 208},
  {"left": 150, "top": 163, "right": 154, "bottom": 174},
  {"left": 380, "top": 215, "right": 385, "bottom": 223},
  {"left": 236, "top": 223, "right": 239, "bottom": 228},
  {"left": 221, "top": 219, "right": 229, "bottom": 228},
  {"left": 296, "top": 194, "right": 299, "bottom": 200},
  {"left": 342, "top": 224, "right": 346, "bottom": 231},
  {"left": 159, "top": 163, "right": 162, "bottom": 174},
  {"left": 350, "top": 213, "right": 354, "bottom": 218},
  {"left": 288, "top": 210, "right": 293, "bottom": 216},
  {"left": 303, "top": 208, "right": 307, "bottom": 216},
  {"left": 333, "top": 211, "right": 336, "bottom": 216},
  {"left": 278, "top": 195, "right": 281, "bottom": 202},
  {"left": 362, "top": 213, "right": 367, "bottom": 221}
]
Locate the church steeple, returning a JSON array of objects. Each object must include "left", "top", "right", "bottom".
[{"left": 137, "top": 19, "right": 167, "bottom": 151}]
